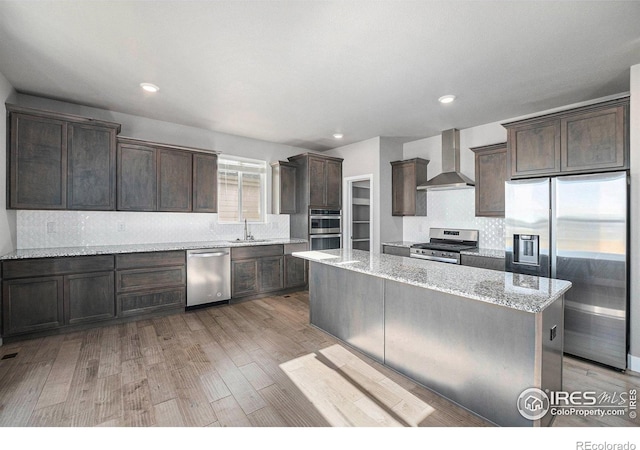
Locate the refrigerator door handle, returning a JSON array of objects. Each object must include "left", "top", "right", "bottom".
[{"left": 550, "top": 177, "right": 557, "bottom": 279}]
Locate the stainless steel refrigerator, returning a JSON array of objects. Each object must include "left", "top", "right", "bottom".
[{"left": 505, "top": 171, "right": 629, "bottom": 370}]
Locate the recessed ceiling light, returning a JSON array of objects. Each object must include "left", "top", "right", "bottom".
[
  {"left": 140, "top": 83, "right": 160, "bottom": 93},
  {"left": 438, "top": 94, "right": 456, "bottom": 104},
  {"left": 333, "top": 133, "right": 344, "bottom": 139}
]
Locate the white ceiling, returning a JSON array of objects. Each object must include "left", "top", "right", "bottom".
[{"left": 0, "top": 1, "right": 639, "bottom": 151}]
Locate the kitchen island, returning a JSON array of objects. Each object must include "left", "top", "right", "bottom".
[{"left": 293, "top": 249, "right": 572, "bottom": 427}]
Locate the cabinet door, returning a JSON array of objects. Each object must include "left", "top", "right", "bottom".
[
  {"left": 65, "top": 272, "right": 115, "bottom": 325},
  {"left": 561, "top": 105, "right": 626, "bottom": 172},
  {"left": 308, "top": 156, "right": 327, "bottom": 208},
  {"left": 193, "top": 153, "right": 218, "bottom": 213},
  {"left": 284, "top": 255, "right": 307, "bottom": 288},
  {"left": 259, "top": 256, "right": 284, "bottom": 292},
  {"left": 474, "top": 145, "right": 507, "bottom": 217},
  {"left": 2, "top": 276, "right": 64, "bottom": 335},
  {"left": 232, "top": 259, "right": 259, "bottom": 297},
  {"left": 158, "top": 149, "right": 193, "bottom": 212},
  {"left": 280, "top": 164, "right": 297, "bottom": 214},
  {"left": 392, "top": 162, "right": 415, "bottom": 216},
  {"left": 508, "top": 120, "right": 561, "bottom": 178},
  {"left": 67, "top": 123, "right": 116, "bottom": 210},
  {"left": 9, "top": 113, "right": 67, "bottom": 209},
  {"left": 117, "top": 143, "right": 157, "bottom": 211},
  {"left": 325, "top": 159, "right": 342, "bottom": 209}
]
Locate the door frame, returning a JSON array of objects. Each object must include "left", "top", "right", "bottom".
[{"left": 344, "top": 174, "right": 374, "bottom": 251}]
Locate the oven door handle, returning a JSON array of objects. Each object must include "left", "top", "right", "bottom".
[
  {"left": 411, "top": 254, "right": 458, "bottom": 264},
  {"left": 310, "top": 215, "right": 342, "bottom": 220},
  {"left": 310, "top": 234, "right": 342, "bottom": 239}
]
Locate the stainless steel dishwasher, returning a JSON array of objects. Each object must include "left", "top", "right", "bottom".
[{"left": 186, "top": 248, "right": 231, "bottom": 307}]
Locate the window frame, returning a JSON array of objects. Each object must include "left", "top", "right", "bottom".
[{"left": 217, "top": 155, "right": 267, "bottom": 224}]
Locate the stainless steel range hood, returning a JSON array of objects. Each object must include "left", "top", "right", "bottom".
[{"left": 417, "top": 128, "right": 474, "bottom": 190}]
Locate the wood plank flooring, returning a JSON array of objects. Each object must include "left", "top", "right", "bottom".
[{"left": 0, "top": 290, "right": 638, "bottom": 427}]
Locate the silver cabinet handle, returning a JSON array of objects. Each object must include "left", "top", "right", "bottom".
[{"left": 189, "top": 252, "right": 229, "bottom": 258}]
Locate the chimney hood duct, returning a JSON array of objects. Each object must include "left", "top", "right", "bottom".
[{"left": 417, "top": 128, "right": 474, "bottom": 190}]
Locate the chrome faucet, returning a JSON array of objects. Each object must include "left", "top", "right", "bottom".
[{"left": 244, "top": 219, "right": 254, "bottom": 241}]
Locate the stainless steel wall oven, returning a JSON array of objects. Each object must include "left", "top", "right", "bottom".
[{"left": 309, "top": 209, "right": 342, "bottom": 250}]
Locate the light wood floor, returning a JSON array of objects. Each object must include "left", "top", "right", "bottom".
[{"left": 0, "top": 290, "right": 638, "bottom": 427}]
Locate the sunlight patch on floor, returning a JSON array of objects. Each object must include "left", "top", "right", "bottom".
[{"left": 280, "top": 344, "right": 434, "bottom": 427}]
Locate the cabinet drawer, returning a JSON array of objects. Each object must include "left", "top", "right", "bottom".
[
  {"left": 231, "top": 245, "right": 283, "bottom": 260},
  {"left": 460, "top": 254, "right": 505, "bottom": 272},
  {"left": 117, "top": 287, "right": 186, "bottom": 317},
  {"left": 3, "top": 255, "right": 114, "bottom": 279},
  {"left": 284, "top": 243, "right": 308, "bottom": 254},
  {"left": 115, "top": 251, "right": 185, "bottom": 269},
  {"left": 116, "top": 266, "right": 186, "bottom": 292},
  {"left": 382, "top": 246, "right": 410, "bottom": 257}
]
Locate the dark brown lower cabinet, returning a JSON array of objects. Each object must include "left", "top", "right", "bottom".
[
  {"left": 65, "top": 272, "right": 115, "bottom": 325},
  {"left": 2, "top": 276, "right": 65, "bottom": 335},
  {"left": 231, "top": 244, "right": 303, "bottom": 298},
  {"left": 2, "top": 255, "right": 115, "bottom": 337},
  {"left": 284, "top": 255, "right": 307, "bottom": 288}
]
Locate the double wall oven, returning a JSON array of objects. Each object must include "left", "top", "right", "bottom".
[{"left": 309, "top": 209, "right": 342, "bottom": 250}]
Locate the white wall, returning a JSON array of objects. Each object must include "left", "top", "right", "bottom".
[
  {"left": 0, "top": 71, "right": 17, "bottom": 255},
  {"left": 629, "top": 63, "right": 640, "bottom": 368},
  {"left": 325, "top": 137, "right": 383, "bottom": 252}
]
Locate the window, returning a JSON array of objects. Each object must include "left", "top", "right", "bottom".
[{"left": 218, "top": 156, "right": 266, "bottom": 223}]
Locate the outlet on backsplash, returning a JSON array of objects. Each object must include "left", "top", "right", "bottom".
[
  {"left": 117, "top": 222, "right": 126, "bottom": 232},
  {"left": 46, "top": 222, "right": 56, "bottom": 234}
]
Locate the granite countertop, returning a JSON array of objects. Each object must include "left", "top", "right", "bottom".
[
  {"left": 293, "top": 249, "right": 570, "bottom": 314},
  {"left": 460, "top": 248, "right": 506, "bottom": 259},
  {"left": 0, "top": 238, "right": 307, "bottom": 260},
  {"left": 381, "top": 241, "right": 420, "bottom": 248}
]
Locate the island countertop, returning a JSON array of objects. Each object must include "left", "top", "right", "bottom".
[
  {"left": 0, "top": 238, "right": 307, "bottom": 260},
  {"left": 293, "top": 248, "right": 571, "bottom": 313}
]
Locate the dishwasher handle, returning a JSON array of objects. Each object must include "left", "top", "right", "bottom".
[{"left": 188, "top": 251, "right": 229, "bottom": 258}]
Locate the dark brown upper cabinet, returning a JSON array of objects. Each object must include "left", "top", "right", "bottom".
[
  {"left": 390, "top": 158, "right": 429, "bottom": 216},
  {"left": 117, "top": 137, "right": 219, "bottom": 212},
  {"left": 7, "top": 105, "right": 120, "bottom": 210},
  {"left": 271, "top": 160, "right": 297, "bottom": 214},
  {"left": 470, "top": 143, "right": 507, "bottom": 217},
  {"left": 157, "top": 149, "right": 193, "bottom": 212},
  {"left": 193, "top": 153, "right": 218, "bottom": 213},
  {"left": 117, "top": 140, "right": 158, "bottom": 211},
  {"left": 504, "top": 97, "right": 628, "bottom": 179},
  {"left": 288, "top": 153, "right": 343, "bottom": 210}
]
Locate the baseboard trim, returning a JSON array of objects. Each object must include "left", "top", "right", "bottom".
[{"left": 627, "top": 354, "right": 640, "bottom": 373}]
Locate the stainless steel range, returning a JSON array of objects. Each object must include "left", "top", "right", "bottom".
[{"left": 410, "top": 228, "right": 479, "bottom": 264}]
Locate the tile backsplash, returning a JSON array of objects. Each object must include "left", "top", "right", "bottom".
[
  {"left": 17, "top": 211, "right": 290, "bottom": 249},
  {"left": 403, "top": 189, "right": 505, "bottom": 250}
]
